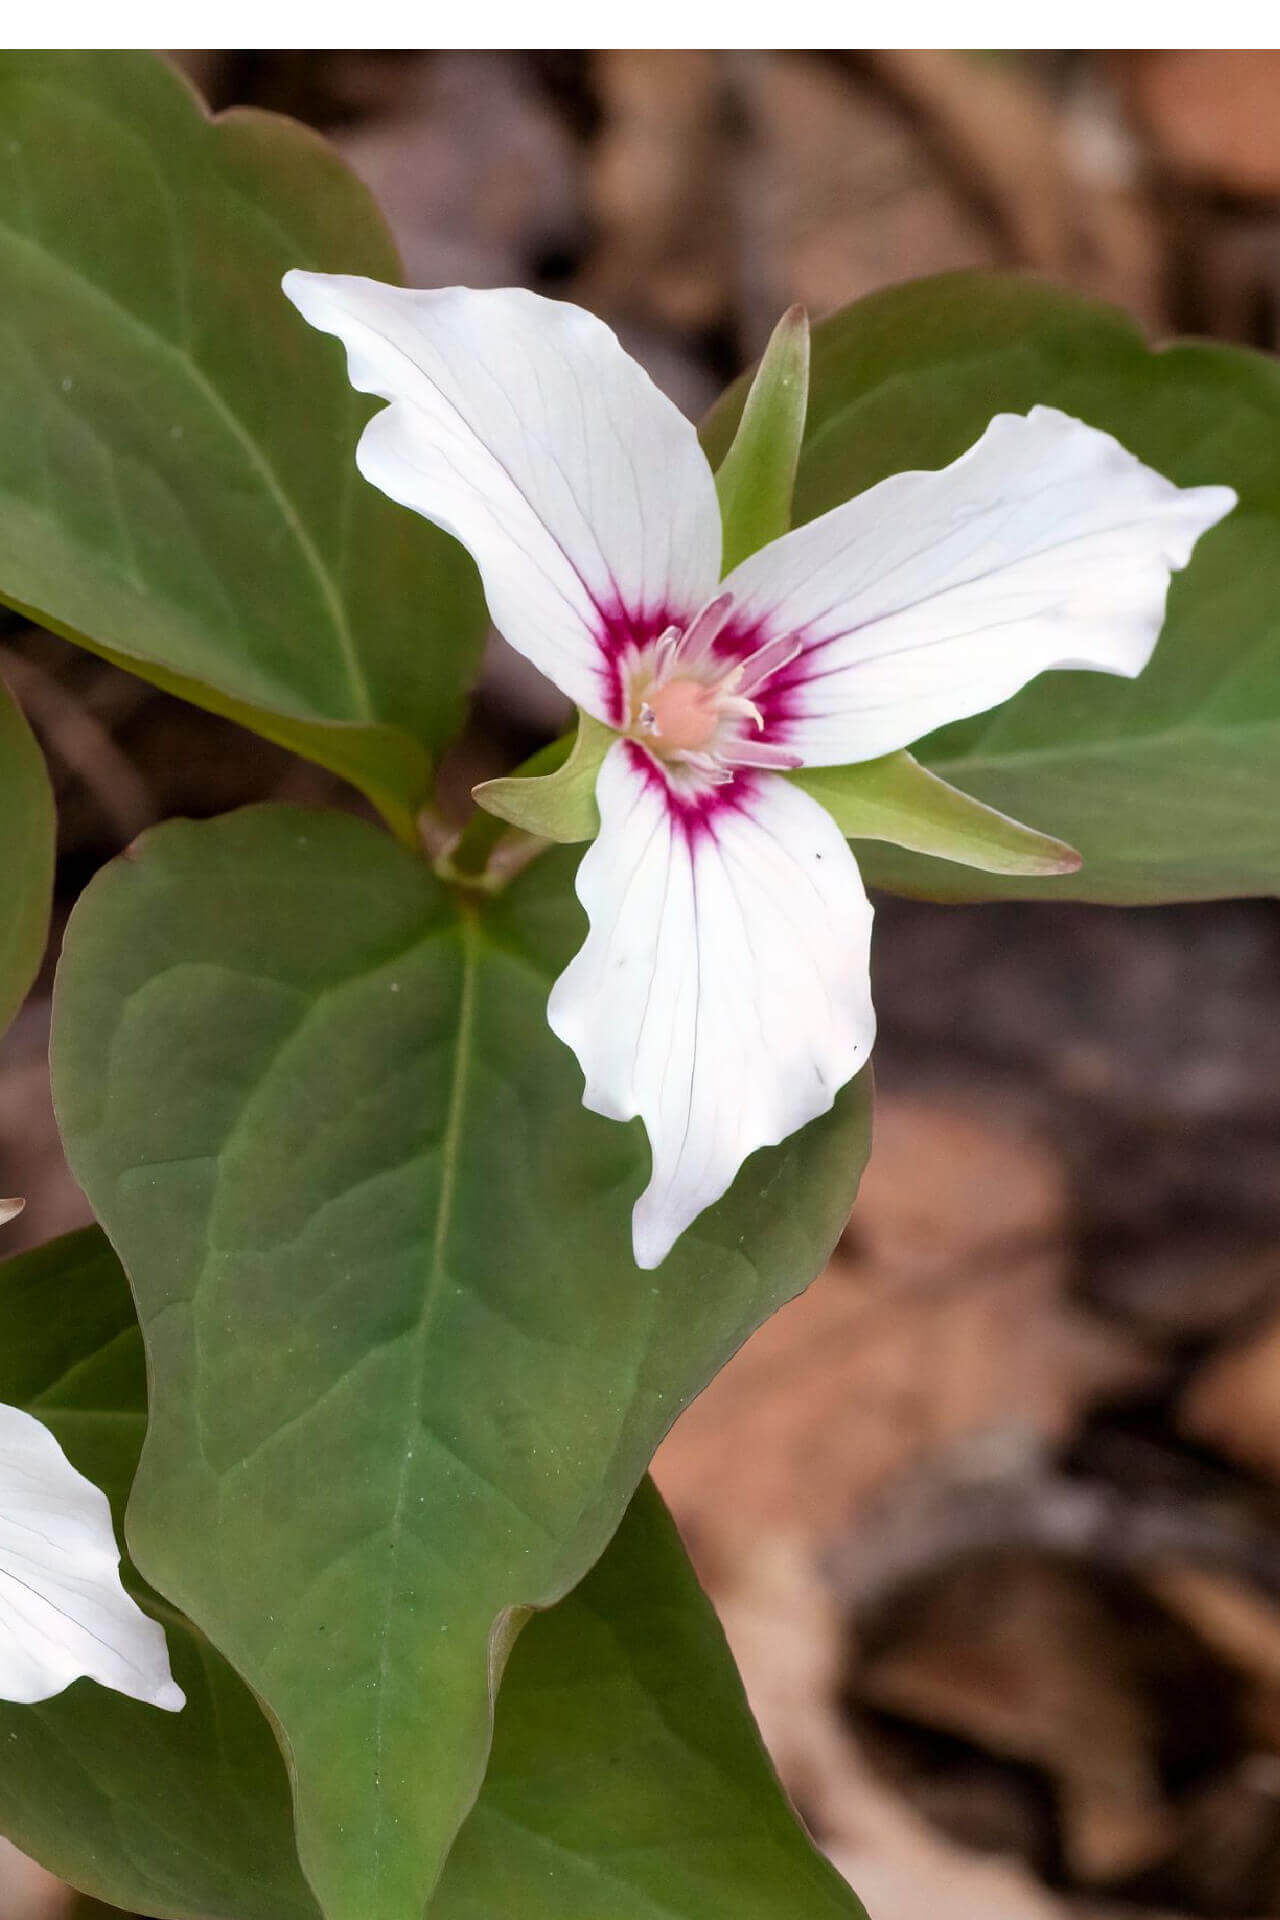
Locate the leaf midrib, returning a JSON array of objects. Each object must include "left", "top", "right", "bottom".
[{"left": 367, "top": 910, "right": 480, "bottom": 1895}]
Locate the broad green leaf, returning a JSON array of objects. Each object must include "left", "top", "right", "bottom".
[
  {"left": 430, "top": 1476, "right": 865, "bottom": 1920},
  {"left": 715, "top": 305, "right": 810, "bottom": 572},
  {"left": 0, "top": 52, "right": 485, "bottom": 842},
  {"left": 0, "top": 1233, "right": 865, "bottom": 1920},
  {"left": 472, "top": 710, "right": 612, "bottom": 844},
  {"left": 52, "top": 806, "right": 871, "bottom": 1920},
  {"left": 0, "top": 675, "right": 53, "bottom": 1034},
  {"left": 0, "top": 1229, "right": 319, "bottom": 1920},
  {"left": 791, "top": 750, "right": 1080, "bottom": 878},
  {"left": 703, "top": 271, "right": 1280, "bottom": 903}
]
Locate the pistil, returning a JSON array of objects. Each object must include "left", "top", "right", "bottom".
[{"left": 638, "top": 677, "right": 724, "bottom": 751}]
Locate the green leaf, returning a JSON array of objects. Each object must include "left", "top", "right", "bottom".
[
  {"left": 472, "top": 710, "right": 612, "bottom": 844},
  {"left": 51, "top": 806, "right": 871, "bottom": 1920},
  {"left": 0, "top": 1240, "right": 863, "bottom": 1920},
  {"left": 714, "top": 305, "right": 810, "bottom": 572},
  {"left": 0, "top": 1229, "right": 320, "bottom": 1920},
  {"left": 791, "top": 750, "right": 1080, "bottom": 879},
  {"left": 0, "top": 675, "right": 53, "bottom": 1035},
  {"left": 703, "top": 271, "right": 1280, "bottom": 903},
  {"left": 431, "top": 1476, "right": 866, "bottom": 1920},
  {"left": 0, "top": 52, "right": 486, "bottom": 842}
]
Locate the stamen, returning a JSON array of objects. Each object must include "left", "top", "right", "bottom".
[
  {"left": 676, "top": 591, "right": 735, "bottom": 666},
  {"left": 718, "top": 692, "right": 765, "bottom": 732},
  {"left": 718, "top": 737, "right": 804, "bottom": 772},
  {"left": 736, "top": 634, "right": 803, "bottom": 698},
  {"left": 673, "top": 750, "right": 734, "bottom": 784},
  {"left": 651, "top": 626, "right": 683, "bottom": 680}
]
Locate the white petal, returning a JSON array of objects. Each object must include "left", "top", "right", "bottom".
[
  {"left": 0, "top": 1402, "right": 184, "bottom": 1711},
  {"left": 548, "top": 742, "right": 875, "bottom": 1269},
  {"left": 722, "top": 407, "right": 1237, "bottom": 764},
  {"left": 282, "top": 274, "right": 721, "bottom": 720}
]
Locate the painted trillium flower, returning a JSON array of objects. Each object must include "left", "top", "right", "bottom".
[
  {"left": 283, "top": 275, "right": 1235, "bottom": 1269},
  {"left": 0, "top": 1198, "right": 184, "bottom": 1710}
]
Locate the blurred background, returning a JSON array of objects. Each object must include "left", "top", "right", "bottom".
[{"left": 4, "top": 46, "right": 1280, "bottom": 1920}]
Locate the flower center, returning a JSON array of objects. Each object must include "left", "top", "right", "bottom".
[
  {"left": 638, "top": 676, "right": 724, "bottom": 752},
  {"left": 619, "top": 592, "right": 805, "bottom": 790}
]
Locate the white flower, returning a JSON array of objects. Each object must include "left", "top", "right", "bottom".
[
  {"left": 0, "top": 1202, "right": 184, "bottom": 1710},
  {"left": 283, "top": 276, "right": 1235, "bottom": 1269}
]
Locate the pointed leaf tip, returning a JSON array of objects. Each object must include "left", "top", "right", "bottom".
[
  {"left": 714, "top": 306, "right": 811, "bottom": 573},
  {"left": 793, "top": 752, "right": 1085, "bottom": 879},
  {"left": 472, "top": 710, "right": 612, "bottom": 844}
]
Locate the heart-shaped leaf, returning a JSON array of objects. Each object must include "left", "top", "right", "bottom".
[
  {"left": 52, "top": 806, "right": 870, "bottom": 1920},
  {"left": 0, "top": 52, "right": 486, "bottom": 841},
  {"left": 703, "top": 272, "right": 1280, "bottom": 903},
  {"left": 0, "top": 675, "right": 53, "bottom": 1035},
  {"left": 0, "top": 1230, "right": 866, "bottom": 1920}
]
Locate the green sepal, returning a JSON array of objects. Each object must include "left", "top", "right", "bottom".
[
  {"left": 792, "top": 751, "right": 1081, "bottom": 877},
  {"left": 472, "top": 709, "right": 613, "bottom": 844},
  {"left": 714, "top": 306, "right": 810, "bottom": 572}
]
